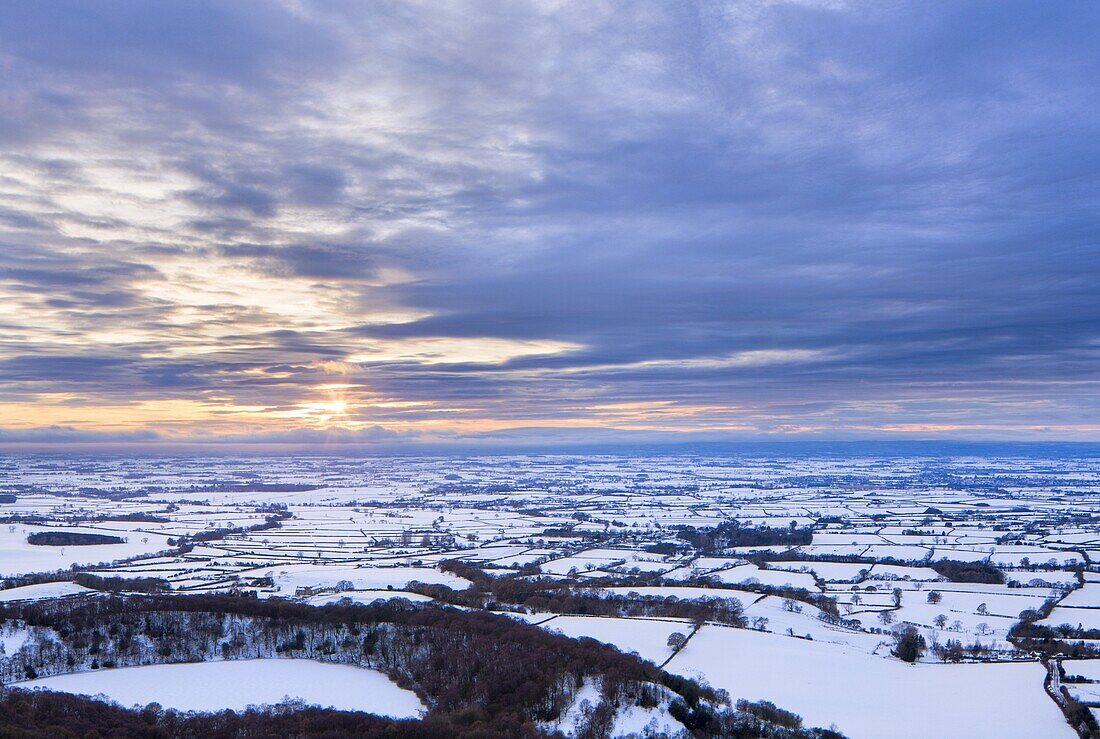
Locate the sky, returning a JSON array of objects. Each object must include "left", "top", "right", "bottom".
[{"left": 0, "top": 0, "right": 1098, "bottom": 448}]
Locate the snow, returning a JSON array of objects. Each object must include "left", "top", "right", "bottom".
[
  {"left": 884, "top": 585, "right": 1051, "bottom": 639},
  {"left": 0, "top": 525, "right": 174, "bottom": 578},
  {"left": 666, "top": 561, "right": 820, "bottom": 591},
  {"left": 1051, "top": 584, "right": 1100, "bottom": 608},
  {"left": 543, "top": 676, "right": 683, "bottom": 738},
  {"left": 601, "top": 585, "right": 747, "bottom": 603},
  {"left": 741, "top": 595, "right": 885, "bottom": 650},
  {"left": 610, "top": 701, "right": 682, "bottom": 737},
  {"left": 666, "top": 625, "right": 1070, "bottom": 739},
  {"left": 714, "top": 563, "right": 820, "bottom": 591},
  {"left": 1040, "top": 607, "right": 1100, "bottom": 631},
  {"left": 266, "top": 564, "right": 470, "bottom": 594},
  {"left": 0, "top": 581, "right": 94, "bottom": 602},
  {"left": 863, "top": 564, "right": 944, "bottom": 581},
  {"left": 989, "top": 547, "right": 1082, "bottom": 567},
  {"left": 929, "top": 547, "right": 995, "bottom": 563},
  {"left": 1062, "top": 659, "right": 1100, "bottom": 681},
  {"left": 546, "top": 680, "right": 603, "bottom": 736},
  {"left": 0, "top": 625, "right": 31, "bottom": 653},
  {"left": 1006, "top": 569, "right": 1078, "bottom": 587},
  {"left": 17, "top": 659, "right": 425, "bottom": 717},
  {"left": 540, "top": 615, "right": 687, "bottom": 664},
  {"left": 768, "top": 561, "right": 870, "bottom": 582},
  {"left": 307, "top": 589, "right": 434, "bottom": 606},
  {"left": 4, "top": 453, "right": 1100, "bottom": 736}
]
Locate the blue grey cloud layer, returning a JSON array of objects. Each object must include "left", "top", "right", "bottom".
[{"left": 0, "top": 1, "right": 1098, "bottom": 442}]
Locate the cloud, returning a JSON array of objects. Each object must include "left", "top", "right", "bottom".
[
  {"left": 221, "top": 243, "right": 383, "bottom": 281},
  {"left": 0, "top": 424, "right": 412, "bottom": 448},
  {"left": 0, "top": 1, "right": 1097, "bottom": 442},
  {"left": 175, "top": 425, "right": 412, "bottom": 445},
  {"left": 0, "top": 425, "right": 160, "bottom": 443}
]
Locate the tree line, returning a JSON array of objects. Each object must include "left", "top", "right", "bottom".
[{"left": 0, "top": 594, "right": 845, "bottom": 738}]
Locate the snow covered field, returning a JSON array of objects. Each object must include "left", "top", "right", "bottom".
[
  {"left": 668, "top": 626, "right": 1071, "bottom": 739},
  {"left": 541, "top": 614, "right": 689, "bottom": 664},
  {"left": 0, "top": 525, "right": 174, "bottom": 577},
  {"left": 4, "top": 452, "right": 1100, "bottom": 737},
  {"left": 0, "top": 581, "right": 93, "bottom": 602},
  {"left": 307, "top": 589, "right": 435, "bottom": 606},
  {"left": 266, "top": 564, "right": 470, "bottom": 594},
  {"left": 17, "top": 659, "right": 426, "bottom": 717}
]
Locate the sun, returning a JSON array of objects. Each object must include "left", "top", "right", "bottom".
[{"left": 286, "top": 390, "right": 352, "bottom": 426}]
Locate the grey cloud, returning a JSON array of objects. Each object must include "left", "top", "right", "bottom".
[
  {"left": 0, "top": 1, "right": 1097, "bottom": 440},
  {"left": 221, "top": 243, "right": 382, "bottom": 280},
  {"left": 193, "top": 425, "right": 411, "bottom": 445},
  {"left": 0, "top": 426, "right": 160, "bottom": 443}
]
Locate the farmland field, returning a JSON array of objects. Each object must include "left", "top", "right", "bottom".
[
  {"left": 16, "top": 659, "right": 425, "bottom": 716},
  {"left": 1, "top": 452, "right": 1099, "bottom": 737}
]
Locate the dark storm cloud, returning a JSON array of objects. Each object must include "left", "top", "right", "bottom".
[{"left": 0, "top": 1, "right": 1098, "bottom": 440}]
